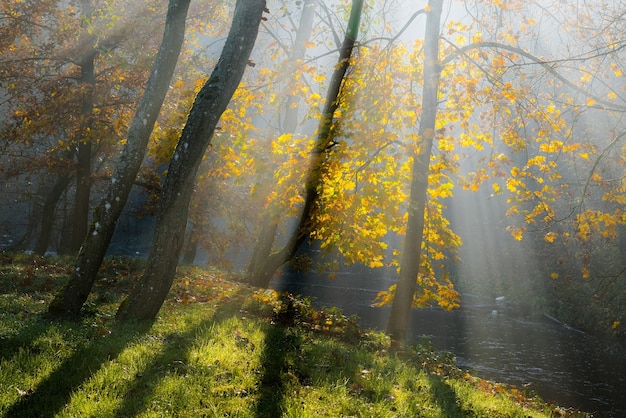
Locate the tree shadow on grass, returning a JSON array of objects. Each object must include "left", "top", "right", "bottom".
[
  {"left": 0, "top": 317, "right": 48, "bottom": 361},
  {"left": 252, "top": 294, "right": 369, "bottom": 417},
  {"left": 253, "top": 318, "right": 291, "bottom": 417},
  {"left": 114, "top": 290, "right": 250, "bottom": 416},
  {"left": 427, "top": 374, "right": 468, "bottom": 417},
  {"left": 5, "top": 293, "right": 247, "bottom": 418},
  {"left": 253, "top": 293, "right": 316, "bottom": 417},
  {"left": 4, "top": 319, "right": 153, "bottom": 418}
]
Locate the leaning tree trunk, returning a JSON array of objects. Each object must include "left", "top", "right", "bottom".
[
  {"left": 385, "top": 0, "right": 443, "bottom": 342},
  {"left": 116, "top": 0, "right": 267, "bottom": 321},
  {"left": 249, "top": 0, "right": 363, "bottom": 288},
  {"left": 47, "top": 0, "right": 192, "bottom": 319}
]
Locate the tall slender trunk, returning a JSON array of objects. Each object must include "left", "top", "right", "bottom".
[
  {"left": 67, "top": 0, "right": 97, "bottom": 255},
  {"left": 116, "top": 0, "right": 267, "bottom": 321},
  {"left": 250, "top": 0, "right": 364, "bottom": 288},
  {"left": 70, "top": 43, "right": 97, "bottom": 254},
  {"left": 47, "top": 0, "right": 192, "bottom": 319},
  {"left": 385, "top": 0, "right": 443, "bottom": 342}
]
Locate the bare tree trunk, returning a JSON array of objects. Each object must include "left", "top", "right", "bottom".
[
  {"left": 47, "top": 0, "right": 192, "bottom": 319},
  {"left": 116, "top": 0, "right": 267, "bottom": 321},
  {"left": 249, "top": 0, "right": 363, "bottom": 288},
  {"left": 385, "top": 0, "right": 443, "bottom": 342}
]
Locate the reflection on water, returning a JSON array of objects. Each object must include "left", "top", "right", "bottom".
[{"left": 273, "top": 272, "right": 626, "bottom": 417}]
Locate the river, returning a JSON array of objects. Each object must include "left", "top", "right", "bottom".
[{"left": 272, "top": 271, "right": 626, "bottom": 417}]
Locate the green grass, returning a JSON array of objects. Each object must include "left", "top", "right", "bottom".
[{"left": 0, "top": 253, "right": 588, "bottom": 417}]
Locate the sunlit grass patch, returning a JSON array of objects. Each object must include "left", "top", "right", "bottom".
[{"left": 0, "top": 254, "right": 586, "bottom": 417}]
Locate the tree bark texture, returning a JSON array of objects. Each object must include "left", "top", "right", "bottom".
[
  {"left": 250, "top": 0, "right": 363, "bottom": 288},
  {"left": 386, "top": 0, "right": 443, "bottom": 342},
  {"left": 47, "top": 0, "right": 192, "bottom": 319},
  {"left": 116, "top": 0, "right": 267, "bottom": 321}
]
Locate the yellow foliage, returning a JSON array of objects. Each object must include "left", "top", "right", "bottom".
[
  {"left": 509, "top": 226, "right": 525, "bottom": 241},
  {"left": 544, "top": 232, "right": 557, "bottom": 243},
  {"left": 538, "top": 140, "right": 563, "bottom": 153}
]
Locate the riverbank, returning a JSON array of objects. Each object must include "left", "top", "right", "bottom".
[{"left": 0, "top": 254, "right": 586, "bottom": 416}]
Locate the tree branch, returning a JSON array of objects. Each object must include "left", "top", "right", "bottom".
[{"left": 440, "top": 40, "right": 626, "bottom": 113}]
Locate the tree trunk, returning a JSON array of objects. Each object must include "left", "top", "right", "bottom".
[
  {"left": 63, "top": 0, "right": 98, "bottom": 255},
  {"left": 282, "top": 0, "right": 317, "bottom": 134},
  {"left": 249, "top": 0, "right": 363, "bottom": 288},
  {"left": 47, "top": 0, "right": 192, "bottom": 319},
  {"left": 116, "top": 0, "right": 267, "bottom": 321},
  {"left": 247, "top": 220, "right": 278, "bottom": 274},
  {"left": 385, "top": 0, "right": 443, "bottom": 342},
  {"left": 69, "top": 42, "right": 96, "bottom": 254},
  {"left": 34, "top": 173, "right": 72, "bottom": 255},
  {"left": 182, "top": 222, "right": 199, "bottom": 265},
  {"left": 246, "top": 0, "right": 317, "bottom": 282}
]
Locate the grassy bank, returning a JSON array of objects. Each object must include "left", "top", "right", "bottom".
[{"left": 0, "top": 253, "right": 585, "bottom": 417}]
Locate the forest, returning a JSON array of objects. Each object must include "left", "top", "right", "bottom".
[{"left": 2, "top": 0, "right": 626, "bottom": 363}]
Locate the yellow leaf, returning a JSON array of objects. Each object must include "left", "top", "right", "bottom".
[
  {"left": 369, "top": 259, "right": 384, "bottom": 268},
  {"left": 580, "top": 153, "right": 589, "bottom": 160},
  {"left": 612, "top": 321, "right": 621, "bottom": 329},
  {"left": 550, "top": 272, "right": 559, "bottom": 279},
  {"left": 510, "top": 227, "right": 525, "bottom": 241},
  {"left": 544, "top": 232, "right": 556, "bottom": 243},
  {"left": 586, "top": 97, "right": 596, "bottom": 106}
]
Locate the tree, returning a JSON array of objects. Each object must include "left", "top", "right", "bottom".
[
  {"left": 246, "top": 0, "right": 318, "bottom": 277},
  {"left": 47, "top": 0, "right": 192, "bottom": 319},
  {"left": 116, "top": 0, "right": 267, "bottom": 321},
  {"left": 248, "top": 0, "right": 364, "bottom": 288},
  {"left": 385, "top": 0, "right": 444, "bottom": 342},
  {"left": 0, "top": 0, "right": 168, "bottom": 253}
]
